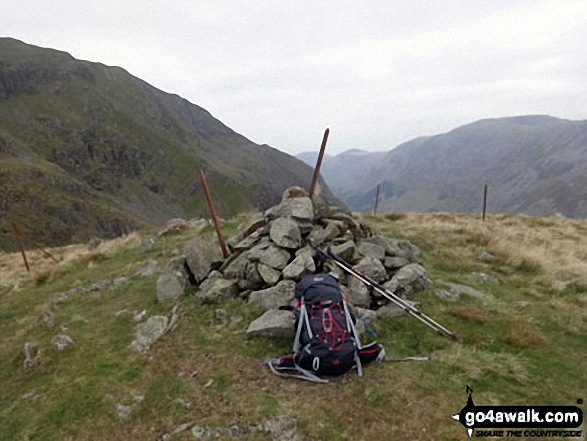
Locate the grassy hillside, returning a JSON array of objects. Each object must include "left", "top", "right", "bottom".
[
  {"left": 0, "top": 213, "right": 585, "bottom": 440},
  {"left": 0, "top": 38, "right": 336, "bottom": 251}
]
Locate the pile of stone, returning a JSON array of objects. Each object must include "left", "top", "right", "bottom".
[{"left": 156, "top": 187, "right": 434, "bottom": 337}]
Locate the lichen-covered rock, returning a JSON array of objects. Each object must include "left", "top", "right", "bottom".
[
  {"left": 331, "top": 240, "right": 356, "bottom": 262},
  {"left": 345, "top": 279, "right": 370, "bottom": 308},
  {"left": 140, "top": 236, "right": 155, "bottom": 252},
  {"left": 258, "top": 263, "right": 281, "bottom": 285},
  {"left": 130, "top": 316, "right": 169, "bottom": 353},
  {"left": 184, "top": 238, "right": 222, "bottom": 283},
  {"left": 357, "top": 242, "right": 385, "bottom": 261},
  {"left": 354, "top": 256, "right": 386, "bottom": 283},
  {"left": 306, "top": 222, "right": 340, "bottom": 248},
  {"left": 282, "top": 253, "right": 316, "bottom": 281},
  {"left": 51, "top": 334, "right": 75, "bottom": 351},
  {"left": 246, "top": 310, "right": 295, "bottom": 339},
  {"left": 265, "top": 196, "right": 314, "bottom": 224},
  {"left": 384, "top": 263, "right": 433, "bottom": 297},
  {"left": 367, "top": 236, "right": 421, "bottom": 262},
  {"left": 248, "top": 280, "right": 296, "bottom": 310},
  {"left": 156, "top": 267, "right": 187, "bottom": 303},
  {"left": 383, "top": 256, "right": 410, "bottom": 270},
  {"left": 259, "top": 245, "right": 291, "bottom": 270},
  {"left": 196, "top": 278, "right": 239, "bottom": 304},
  {"left": 23, "top": 342, "right": 40, "bottom": 372},
  {"left": 158, "top": 218, "right": 188, "bottom": 236},
  {"left": 270, "top": 217, "right": 302, "bottom": 249}
]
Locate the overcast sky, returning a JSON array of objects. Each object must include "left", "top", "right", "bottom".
[{"left": 2, "top": 1, "right": 586, "bottom": 155}]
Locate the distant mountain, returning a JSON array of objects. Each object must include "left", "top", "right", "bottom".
[
  {"left": 303, "top": 116, "right": 587, "bottom": 218},
  {"left": 0, "top": 38, "right": 337, "bottom": 250}
]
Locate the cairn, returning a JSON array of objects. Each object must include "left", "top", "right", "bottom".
[{"left": 156, "top": 187, "right": 433, "bottom": 336}]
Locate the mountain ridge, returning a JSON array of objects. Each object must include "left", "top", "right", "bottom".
[
  {"left": 297, "top": 115, "right": 587, "bottom": 218},
  {"left": 0, "top": 38, "right": 337, "bottom": 251}
]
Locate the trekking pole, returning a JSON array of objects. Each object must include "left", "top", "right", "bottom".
[{"left": 317, "top": 248, "right": 459, "bottom": 340}]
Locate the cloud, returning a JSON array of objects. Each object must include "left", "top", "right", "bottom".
[{"left": 1, "top": 0, "right": 586, "bottom": 155}]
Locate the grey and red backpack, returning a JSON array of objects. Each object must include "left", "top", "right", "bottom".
[{"left": 265, "top": 273, "right": 385, "bottom": 383}]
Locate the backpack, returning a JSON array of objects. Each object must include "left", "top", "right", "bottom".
[{"left": 266, "top": 273, "right": 386, "bottom": 383}]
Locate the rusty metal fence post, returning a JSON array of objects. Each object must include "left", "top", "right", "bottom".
[
  {"left": 482, "top": 184, "right": 488, "bottom": 221},
  {"left": 309, "top": 128, "right": 330, "bottom": 199},
  {"left": 12, "top": 223, "right": 30, "bottom": 272},
  {"left": 199, "top": 169, "right": 229, "bottom": 259},
  {"left": 373, "top": 183, "right": 380, "bottom": 215}
]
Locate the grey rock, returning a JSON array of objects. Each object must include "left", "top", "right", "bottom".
[
  {"left": 376, "top": 300, "right": 420, "bottom": 319},
  {"left": 173, "top": 422, "right": 195, "bottom": 434},
  {"left": 242, "top": 262, "right": 264, "bottom": 291},
  {"left": 43, "top": 310, "right": 55, "bottom": 328},
  {"left": 158, "top": 218, "right": 188, "bottom": 236},
  {"left": 471, "top": 272, "right": 499, "bottom": 283},
  {"left": 324, "top": 260, "right": 346, "bottom": 283},
  {"left": 156, "top": 270, "right": 187, "bottom": 304},
  {"left": 114, "top": 276, "right": 131, "bottom": 286},
  {"left": 130, "top": 316, "right": 169, "bottom": 353},
  {"left": 248, "top": 280, "right": 296, "bottom": 310},
  {"left": 222, "top": 252, "right": 250, "bottom": 280},
  {"left": 51, "top": 334, "right": 75, "bottom": 350},
  {"left": 259, "top": 245, "right": 291, "bottom": 270},
  {"left": 188, "top": 218, "right": 209, "bottom": 230},
  {"left": 49, "top": 293, "right": 69, "bottom": 309},
  {"left": 260, "top": 415, "right": 302, "bottom": 440},
  {"left": 87, "top": 237, "right": 102, "bottom": 250},
  {"left": 258, "top": 263, "right": 281, "bottom": 285},
  {"left": 306, "top": 222, "right": 340, "bottom": 248},
  {"left": 478, "top": 251, "right": 495, "bottom": 261},
  {"left": 357, "top": 242, "right": 385, "bottom": 261},
  {"left": 270, "top": 217, "right": 302, "bottom": 249},
  {"left": 367, "top": 236, "right": 421, "bottom": 262},
  {"left": 133, "top": 310, "right": 147, "bottom": 322},
  {"left": 354, "top": 307, "right": 377, "bottom": 323},
  {"left": 331, "top": 240, "right": 356, "bottom": 262},
  {"left": 385, "top": 263, "right": 433, "bottom": 297},
  {"left": 23, "top": 342, "right": 40, "bottom": 372},
  {"left": 327, "top": 213, "right": 363, "bottom": 238},
  {"left": 215, "top": 308, "right": 228, "bottom": 323},
  {"left": 195, "top": 278, "right": 239, "bottom": 304},
  {"left": 246, "top": 241, "right": 272, "bottom": 262},
  {"left": 516, "top": 301, "right": 531, "bottom": 307},
  {"left": 22, "top": 392, "right": 41, "bottom": 400},
  {"left": 140, "top": 236, "right": 155, "bottom": 252},
  {"left": 436, "top": 279, "right": 488, "bottom": 300},
  {"left": 282, "top": 186, "right": 307, "bottom": 199},
  {"left": 346, "top": 279, "right": 370, "bottom": 308},
  {"left": 89, "top": 279, "right": 112, "bottom": 292},
  {"left": 133, "top": 260, "right": 158, "bottom": 277},
  {"left": 265, "top": 196, "right": 314, "bottom": 224},
  {"left": 282, "top": 253, "right": 316, "bottom": 281},
  {"left": 191, "top": 425, "right": 212, "bottom": 439},
  {"left": 232, "top": 230, "right": 263, "bottom": 252},
  {"left": 116, "top": 403, "right": 132, "bottom": 420},
  {"left": 184, "top": 238, "right": 222, "bottom": 283},
  {"left": 434, "top": 289, "right": 460, "bottom": 302},
  {"left": 383, "top": 256, "right": 410, "bottom": 270},
  {"left": 354, "top": 256, "right": 387, "bottom": 283},
  {"left": 207, "top": 270, "right": 224, "bottom": 280},
  {"left": 247, "top": 310, "right": 295, "bottom": 339},
  {"left": 295, "top": 246, "right": 316, "bottom": 259}
]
